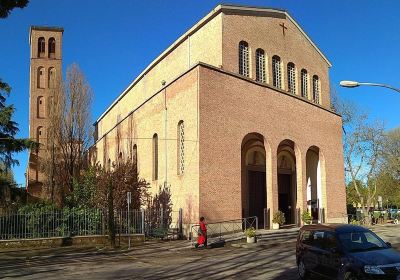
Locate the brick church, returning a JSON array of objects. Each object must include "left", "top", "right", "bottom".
[{"left": 28, "top": 4, "right": 347, "bottom": 227}]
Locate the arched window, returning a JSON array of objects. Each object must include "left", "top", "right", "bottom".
[
  {"left": 108, "top": 158, "right": 111, "bottom": 170},
  {"left": 152, "top": 133, "right": 158, "bottom": 181},
  {"left": 38, "top": 37, "right": 45, "bottom": 57},
  {"left": 48, "top": 67, "right": 56, "bottom": 88},
  {"left": 37, "top": 67, "right": 45, "bottom": 88},
  {"left": 132, "top": 144, "right": 137, "bottom": 169},
  {"left": 36, "top": 126, "right": 43, "bottom": 154},
  {"left": 287, "top": 62, "right": 296, "bottom": 94},
  {"left": 177, "top": 121, "right": 185, "bottom": 175},
  {"left": 238, "top": 41, "right": 249, "bottom": 77},
  {"left": 301, "top": 69, "right": 308, "bottom": 99},
  {"left": 37, "top": 96, "right": 45, "bottom": 118},
  {"left": 255, "top": 49, "right": 266, "bottom": 83},
  {"left": 313, "top": 75, "right": 320, "bottom": 104},
  {"left": 48, "top": 38, "right": 56, "bottom": 58},
  {"left": 272, "top": 55, "right": 282, "bottom": 88}
]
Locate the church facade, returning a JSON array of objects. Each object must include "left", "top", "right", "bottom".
[{"left": 91, "top": 4, "right": 347, "bottom": 227}]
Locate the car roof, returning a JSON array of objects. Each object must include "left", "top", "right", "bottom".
[{"left": 300, "top": 223, "right": 369, "bottom": 233}]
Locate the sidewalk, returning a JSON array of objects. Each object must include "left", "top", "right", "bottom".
[{"left": 1, "top": 224, "right": 398, "bottom": 262}]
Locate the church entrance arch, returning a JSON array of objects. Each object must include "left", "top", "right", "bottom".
[
  {"left": 277, "top": 140, "right": 297, "bottom": 225},
  {"left": 306, "top": 146, "right": 324, "bottom": 223},
  {"left": 241, "top": 133, "right": 267, "bottom": 226}
]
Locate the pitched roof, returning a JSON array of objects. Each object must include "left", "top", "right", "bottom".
[{"left": 95, "top": 4, "right": 331, "bottom": 124}]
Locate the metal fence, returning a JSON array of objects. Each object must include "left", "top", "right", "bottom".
[
  {"left": 144, "top": 208, "right": 182, "bottom": 238},
  {"left": 190, "top": 216, "right": 258, "bottom": 246},
  {"left": 0, "top": 208, "right": 181, "bottom": 240},
  {"left": 346, "top": 210, "right": 399, "bottom": 225}
]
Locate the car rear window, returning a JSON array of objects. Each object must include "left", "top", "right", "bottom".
[{"left": 312, "top": 230, "right": 337, "bottom": 250}]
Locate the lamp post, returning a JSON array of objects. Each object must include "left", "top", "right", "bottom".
[{"left": 340, "top": 80, "right": 400, "bottom": 94}]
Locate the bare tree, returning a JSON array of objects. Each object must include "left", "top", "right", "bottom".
[
  {"left": 340, "top": 101, "right": 385, "bottom": 224},
  {"left": 41, "top": 63, "right": 93, "bottom": 204},
  {"left": 382, "top": 128, "right": 400, "bottom": 180}
]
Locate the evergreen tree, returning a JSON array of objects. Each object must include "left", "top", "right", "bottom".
[
  {"left": 0, "top": 79, "right": 35, "bottom": 176},
  {"left": 0, "top": 0, "right": 31, "bottom": 186},
  {"left": 0, "top": 0, "right": 28, "bottom": 18}
]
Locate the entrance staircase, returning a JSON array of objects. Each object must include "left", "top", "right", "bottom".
[
  {"left": 255, "top": 228, "right": 299, "bottom": 244},
  {"left": 189, "top": 216, "right": 299, "bottom": 249}
]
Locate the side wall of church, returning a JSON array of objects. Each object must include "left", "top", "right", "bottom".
[
  {"left": 94, "top": 68, "right": 200, "bottom": 225},
  {"left": 198, "top": 65, "right": 346, "bottom": 223},
  {"left": 95, "top": 13, "right": 223, "bottom": 142}
]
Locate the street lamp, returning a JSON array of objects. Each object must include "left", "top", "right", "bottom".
[{"left": 340, "top": 80, "right": 400, "bottom": 93}]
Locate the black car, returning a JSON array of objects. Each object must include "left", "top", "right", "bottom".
[{"left": 296, "top": 224, "right": 400, "bottom": 280}]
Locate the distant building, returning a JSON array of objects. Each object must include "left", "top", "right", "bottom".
[
  {"left": 26, "top": 26, "right": 63, "bottom": 198},
  {"left": 91, "top": 4, "right": 347, "bottom": 227}
]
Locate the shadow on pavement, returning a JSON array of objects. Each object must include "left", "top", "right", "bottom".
[{"left": 271, "top": 267, "right": 299, "bottom": 280}]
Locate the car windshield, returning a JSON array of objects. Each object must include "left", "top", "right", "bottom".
[{"left": 338, "top": 231, "right": 388, "bottom": 253}]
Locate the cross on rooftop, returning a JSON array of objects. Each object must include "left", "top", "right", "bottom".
[{"left": 279, "top": 22, "right": 287, "bottom": 36}]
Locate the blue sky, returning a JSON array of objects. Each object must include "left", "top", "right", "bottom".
[{"left": 1, "top": 0, "right": 400, "bottom": 185}]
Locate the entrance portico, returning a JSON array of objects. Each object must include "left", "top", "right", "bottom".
[
  {"left": 241, "top": 133, "right": 267, "bottom": 227},
  {"left": 277, "top": 140, "right": 297, "bottom": 225}
]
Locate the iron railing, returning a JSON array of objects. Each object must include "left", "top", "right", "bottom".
[
  {"left": 0, "top": 208, "right": 106, "bottom": 239},
  {"left": 0, "top": 208, "right": 182, "bottom": 240},
  {"left": 190, "top": 216, "right": 258, "bottom": 246}
]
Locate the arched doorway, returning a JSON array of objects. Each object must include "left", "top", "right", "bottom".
[
  {"left": 306, "top": 146, "right": 324, "bottom": 223},
  {"left": 242, "top": 133, "right": 267, "bottom": 226},
  {"left": 277, "top": 140, "right": 297, "bottom": 225}
]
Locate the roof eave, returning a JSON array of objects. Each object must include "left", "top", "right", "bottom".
[{"left": 94, "top": 4, "right": 332, "bottom": 124}]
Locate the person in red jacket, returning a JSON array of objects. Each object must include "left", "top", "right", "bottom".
[{"left": 195, "top": 217, "right": 207, "bottom": 248}]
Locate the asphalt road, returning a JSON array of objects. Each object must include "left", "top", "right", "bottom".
[
  {"left": 0, "top": 225, "right": 399, "bottom": 280},
  {"left": 0, "top": 242, "right": 299, "bottom": 280}
]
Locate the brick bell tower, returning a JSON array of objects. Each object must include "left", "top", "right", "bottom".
[{"left": 27, "top": 26, "right": 63, "bottom": 198}]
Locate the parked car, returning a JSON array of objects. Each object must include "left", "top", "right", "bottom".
[
  {"left": 296, "top": 224, "right": 400, "bottom": 279},
  {"left": 388, "top": 209, "right": 400, "bottom": 220}
]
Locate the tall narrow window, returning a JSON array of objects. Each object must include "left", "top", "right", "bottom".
[
  {"left": 238, "top": 41, "right": 249, "bottom": 77},
  {"left": 38, "top": 37, "right": 45, "bottom": 57},
  {"left": 301, "top": 69, "right": 308, "bottom": 99},
  {"left": 37, "top": 67, "right": 45, "bottom": 88},
  {"left": 36, "top": 126, "right": 43, "bottom": 154},
  {"left": 133, "top": 144, "right": 137, "bottom": 170},
  {"left": 37, "top": 96, "right": 45, "bottom": 118},
  {"left": 48, "top": 67, "right": 56, "bottom": 88},
  {"left": 177, "top": 121, "right": 185, "bottom": 175},
  {"left": 48, "top": 38, "right": 56, "bottom": 58},
  {"left": 272, "top": 55, "right": 282, "bottom": 88},
  {"left": 255, "top": 49, "right": 266, "bottom": 83},
  {"left": 287, "top": 62, "right": 296, "bottom": 94},
  {"left": 152, "top": 133, "right": 158, "bottom": 181},
  {"left": 313, "top": 75, "right": 320, "bottom": 104}
]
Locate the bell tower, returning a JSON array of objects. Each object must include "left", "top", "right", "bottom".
[{"left": 27, "top": 26, "right": 63, "bottom": 197}]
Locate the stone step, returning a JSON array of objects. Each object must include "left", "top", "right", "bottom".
[{"left": 257, "top": 230, "right": 299, "bottom": 240}]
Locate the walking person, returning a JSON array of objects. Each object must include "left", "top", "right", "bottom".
[{"left": 195, "top": 217, "right": 207, "bottom": 248}]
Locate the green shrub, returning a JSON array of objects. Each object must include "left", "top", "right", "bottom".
[
  {"left": 301, "top": 211, "right": 312, "bottom": 225},
  {"left": 272, "top": 211, "right": 285, "bottom": 225},
  {"left": 350, "top": 219, "right": 361, "bottom": 225},
  {"left": 373, "top": 211, "right": 380, "bottom": 219},
  {"left": 244, "top": 227, "right": 256, "bottom": 238}
]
